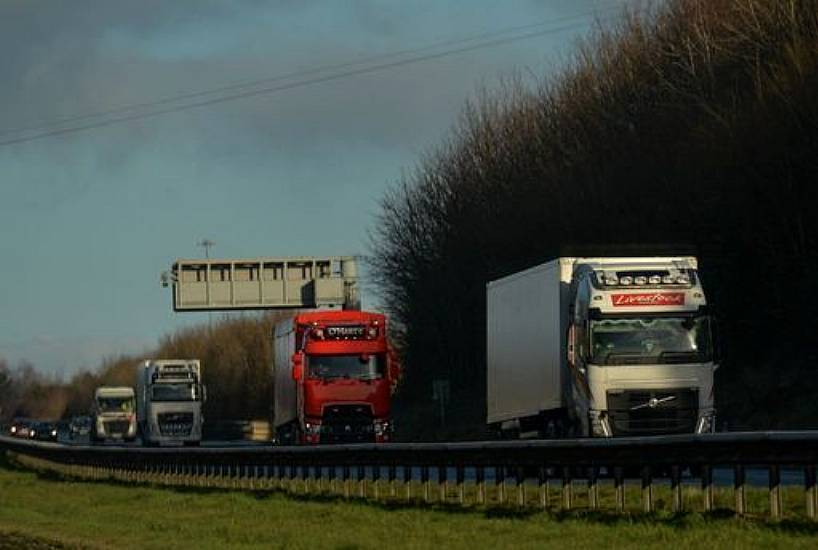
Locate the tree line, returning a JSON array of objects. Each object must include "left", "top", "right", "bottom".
[
  {"left": 0, "top": 313, "right": 286, "bottom": 423},
  {"left": 369, "top": 0, "right": 818, "bottom": 439}
]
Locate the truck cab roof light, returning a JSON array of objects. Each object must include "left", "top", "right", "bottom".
[
  {"left": 604, "top": 275, "right": 618, "bottom": 286},
  {"left": 662, "top": 275, "right": 675, "bottom": 284},
  {"left": 619, "top": 276, "right": 633, "bottom": 285},
  {"left": 634, "top": 276, "right": 647, "bottom": 285},
  {"left": 648, "top": 275, "right": 662, "bottom": 284},
  {"left": 676, "top": 274, "right": 691, "bottom": 284}
]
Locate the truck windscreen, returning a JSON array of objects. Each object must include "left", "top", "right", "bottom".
[
  {"left": 151, "top": 384, "right": 200, "bottom": 402},
  {"left": 307, "top": 354, "right": 385, "bottom": 381},
  {"left": 590, "top": 316, "right": 712, "bottom": 365},
  {"left": 96, "top": 397, "right": 134, "bottom": 412}
]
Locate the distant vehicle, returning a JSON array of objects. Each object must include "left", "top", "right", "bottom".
[
  {"left": 92, "top": 387, "right": 137, "bottom": 442},
  {"left": 273, "top": 311, "right": 400, "bottom": 445},
  {"left": 137, "top": 360, "right": 205, "bottom": 446},
  {"left": 69, "top": 416, "right": 92, "bottom": 439},
  {"left": 9, "top": 418, "right": 33, "bottom": 438},
  {"left": 487, "top": 257, "right": 717, "bottom": 438},
  {"left": 29, "top": 421, "right": 58, "bottom": 441}
]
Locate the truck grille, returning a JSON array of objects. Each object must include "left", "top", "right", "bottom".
[
  {"left": 320, "top": 404, "right": 374, "bottom": 444},
  {"left": 103, "top": 420, "right": 130, "bottom": 436},
  {"left": 158, "top": 412, "right": 194, "bottom": 437},
  {"left": 607, "top": 389, "right": 698, "bottom": 436}
]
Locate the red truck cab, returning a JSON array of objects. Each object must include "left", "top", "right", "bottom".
[{"left": 274, "top": 310, "right": 399, "bottom": 444}]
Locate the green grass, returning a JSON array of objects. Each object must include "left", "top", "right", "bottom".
[{"left": 1, "top": 458, "right": 818, "bottom": 549}]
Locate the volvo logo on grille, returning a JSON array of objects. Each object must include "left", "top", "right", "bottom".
[{"left": 631, "top": 395, "right": 677, "bottom": 411}]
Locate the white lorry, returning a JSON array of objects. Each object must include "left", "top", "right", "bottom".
[
  {"left": 136, "top": 360, "right": 204, "bottom": 446},
  {"left": 92, "top": 387, "right": 137, "bottom": 442},
  {"left": 487, "top": 257, "right": 717, "bottom": 438}
]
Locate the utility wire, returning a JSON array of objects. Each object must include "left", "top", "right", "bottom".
[
  {"left": 0, "top": 12, "right": 618, "bottom": 148},
  {"left": 0, "top": 5, "right": 622, "bottom": 140}
]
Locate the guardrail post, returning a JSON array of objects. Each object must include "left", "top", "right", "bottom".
[
  {"left": 328, "top": 465, "right": 337, "bottom": 495},
  {"left": 496, "top": 466, "right": 506, "bottom": 505},
  {"left": 290, "top": 463, "right": 298, "bottom": 494},
  {"left": 439, "top": 465, "right": 448, "bottom": 503},
  {"left": 303, "top": 464, "right": 311, "bottom": 495},
  {"left": 538, "top": 466, "right": 549, "bottom": 509},
  {"left": 641, "top": 466, "right": 653, "bottom": 513},
  {"left": 806, "top": 465, "right": 817, "bottom": 520},
  {"left": 422, "top": 465, "right": 430, "bottom": 503},
  {"left": 588, "top": 467, "right": 599, "bottom": 511},
  {"left": 373, "top": 465, "right": 381, "bottom": 501},
  {"left": 671, "top": 465, "right": 682, "bottom": 513},
  {"left": 476, "top": 466, "right": 485, "bottom": 505},
  {"left": 357, "top": 465, "right": 366, "bottom": 499},
  {"left": 404, "top": 465, "right": 413, "bottom": 501},
  {"left": 516, "top": 466, "right": 525, "bottom": 507},
  {"left": 343, "top": 465, "right": 351, "bottom": 499},
  {"left": 456, "top": 466, "right": 465, "bottom": 505},
  {"left": 702, "top": 465, "right": 714, "bottom": 512},
  {"left": 314, "top": 465, "right": 322, "bottom": 494},
  {"left": 388, "top": 464, "right": 397, "bottom": 498},
  {"left": 734, "top": 465, "right": 746, "bottom": 515},
  {"left": 562, "top": 467, "right": 572, "bottom": 511},
  {"left": 769, "top": 465, "right": 782, "bottom": 520}
]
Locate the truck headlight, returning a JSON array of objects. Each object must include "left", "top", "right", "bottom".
[
  {"left": 374, "top": 421, "right": 389, "bottom": 436},
  {"left": 696, "top": 411, "right": 716, "bottom": 434},
  {"left": 589, "top": 411, "right": 611, "bottom": 438}
]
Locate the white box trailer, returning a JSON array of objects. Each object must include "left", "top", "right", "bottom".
[
  {"left": 273, "top": 321, "right": 298, "bottom": 432},
  {"left": 487, "top": 260, "right": 569, "bottom": 426}
]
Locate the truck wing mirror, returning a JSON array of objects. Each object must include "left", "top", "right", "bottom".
[
  {"left": 567, "top": 323, "right": 577, "bottom": 367},
  {"left": 291, "top": 352, "right": 304, "bottom": 381}
]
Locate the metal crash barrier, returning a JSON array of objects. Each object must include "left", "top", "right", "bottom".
[{"left": 2, "top": 432, "right": 818, "bottom": 520}]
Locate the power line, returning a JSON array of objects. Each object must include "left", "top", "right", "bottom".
[
  {"left": 0, "top": 12, "right": 619, "bottom": 149},
  {"left": 0, "top": 5, "right": 622, "bottom": 140}
]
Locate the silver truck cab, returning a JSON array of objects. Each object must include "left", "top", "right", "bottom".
[{"left": 137, "top": 360, "right": 205, "bottom": 446}]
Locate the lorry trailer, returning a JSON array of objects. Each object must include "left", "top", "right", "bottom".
[
  {"left": 92, "top": 387, "right": 137, "bottom": 442},
  {"left": 137, "top": 360, "right": 204, "bottom": 446},
  {"left": 487, "top": 257, "right": 716, "bottom": 438},
  {"left": 273, "top": 310, "right": 399, "bottom": 444}
]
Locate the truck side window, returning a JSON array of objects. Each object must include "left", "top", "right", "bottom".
[{"left": 575, "top": 321, "right": 588, "bottom": 362}]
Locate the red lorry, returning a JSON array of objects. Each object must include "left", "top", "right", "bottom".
[{"left": 273, "top": 310, "right": 399, "bottom": 444}]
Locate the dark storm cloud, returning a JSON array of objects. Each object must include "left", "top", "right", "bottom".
[{"left": 0, "top": 0, "right": 612, "bottom": 150}]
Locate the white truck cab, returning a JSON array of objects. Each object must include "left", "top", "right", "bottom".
[{"left": 92, "top": 386, "right": 137, "bottom": 442}]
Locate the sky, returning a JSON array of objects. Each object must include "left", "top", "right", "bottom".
[{"left": 0, "top": 0, "right": 626, "bottom": 376}]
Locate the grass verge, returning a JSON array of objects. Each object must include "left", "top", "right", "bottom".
[{"left": 1, "top": 454, "right": 817, "bottom": 549}]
